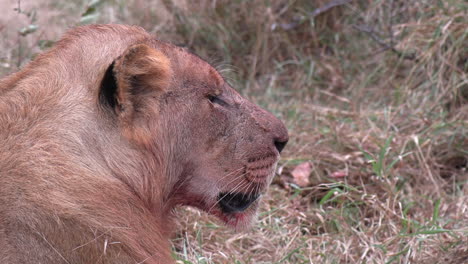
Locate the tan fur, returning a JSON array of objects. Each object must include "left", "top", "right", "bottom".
[{"left": 0, "top": 24, "right": 288, "bottom": 263}]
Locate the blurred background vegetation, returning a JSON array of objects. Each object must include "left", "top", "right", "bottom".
[{"left": 1, "top": 0, "right": 466, "bottom": 263}]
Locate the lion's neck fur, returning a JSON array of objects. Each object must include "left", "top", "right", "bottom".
[{"left": 0, "top": 25, "right": 177, "bottom": 263}]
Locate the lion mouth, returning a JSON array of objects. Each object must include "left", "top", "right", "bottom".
[{"left": 217, "top": 192, "right": 259, "bottom": 213}]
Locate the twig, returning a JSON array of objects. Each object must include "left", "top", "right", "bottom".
[
  {"left": 352, "top": 24, "right": 418, "bottom": 61},
  {"left": 310, "top": 0, "right": 352, "bottom": 18},
  {"left": 272, "top": 0, "right": 352, "bottom": 31},
  {"left": 14, "top": 0, "right": 21, "bottom": 13},
  {"left": 309, "top": 104, "right": 356, "bottom": 117},
  {"left": 38, "top": 232, "right": 71, "bottom": 264},
  {"left": 387, "top": 0, "right": 396, "bottom": 48},
  {"left": 352, "top": 25, "right": 392, "bottom": 50},
  {"left": 351, "top": 0, "right": 417, "bottom": 61}
]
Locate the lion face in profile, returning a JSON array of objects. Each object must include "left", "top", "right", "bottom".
[
  {"left": 0, "top": 24, "right": 288, "bottom": 263},
  {"left": 105, "top": 42, "right": 288, "bottom": 229}
]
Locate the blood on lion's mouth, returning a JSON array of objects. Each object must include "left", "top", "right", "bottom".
[{"left": 217, "top": 192, "right": 259, "bottom": 214}]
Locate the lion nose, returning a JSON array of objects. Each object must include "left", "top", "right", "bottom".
[
  {"left": 274, "top": 138, "right": 288, "bottom": 153},
  {"left": 244, "top": 100, "right": 289, "bottom": 154},
  {"left": 271, "top": 116, "right": 289, "bottom": 154}
]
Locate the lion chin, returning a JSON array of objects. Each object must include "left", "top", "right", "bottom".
[
  {"left": 195, "top": 192, "right": 260, "bottom": 230},
  {"left": 209, "top": 155, "right": 279, "bottom": 230}
]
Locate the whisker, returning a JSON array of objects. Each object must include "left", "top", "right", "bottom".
[
  {"left": 215, "top": 167, "right": 246, "bottom": 192},
  {"left": 207, "top": 174, "right": 248, "bottom": 213},
  {"left": 243, "top": 180, "right": 254, "bottom": 200},
  {"left": 214, "top": 167, "right": 245, "bottom": 188},
  {"left": 220, "top": 180, "right": 251, "bottom": 209},
  {"left": 170, "top": 173, "right": 192, "bottom": 197}
]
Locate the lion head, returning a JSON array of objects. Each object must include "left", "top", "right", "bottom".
[
  {"left": 100, "top": 41, "right": 288, "bottom": 229},
  {"left": 0, "top": 24, "right": 289, "bottom": 262}
]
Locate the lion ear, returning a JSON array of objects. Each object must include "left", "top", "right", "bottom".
[
  {"left": 100, "top": 43, "right": 172, "bottom": 144},
  {"left": 101, "top": 44, "right": 172, "bottom": 114}
]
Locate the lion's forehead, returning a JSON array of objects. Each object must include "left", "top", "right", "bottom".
[{"left": 157, "top": 44, "right": 225, "bottom": 89}]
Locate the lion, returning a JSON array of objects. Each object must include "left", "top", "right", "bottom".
[{"left": 0, "top": 24, "right": 288, "bottom": 264}]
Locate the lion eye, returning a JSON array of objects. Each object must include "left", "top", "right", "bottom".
[{"left": 208, "top": 94, "right": 228, "bottom": 107}]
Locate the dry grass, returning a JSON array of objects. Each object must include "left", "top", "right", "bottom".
[{"left": 1, "top": 0, "right": 467, "bottom": 263}]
